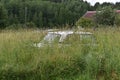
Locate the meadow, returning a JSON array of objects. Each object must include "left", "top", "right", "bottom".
[{"left": 0, "top": 28, "right": 120, "bottom": 80}]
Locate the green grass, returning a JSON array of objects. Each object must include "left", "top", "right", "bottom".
[{"left": 0, "top": 28, "right": 120, "bottom": 80}]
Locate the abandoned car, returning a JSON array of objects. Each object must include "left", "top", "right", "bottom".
[{"left": 34, "top": 30, "right": 95, "bottom": 47}]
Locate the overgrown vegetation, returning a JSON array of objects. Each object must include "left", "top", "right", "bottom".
[
  {"left": 0, "top": 0, "right": 91, "bottom": 29},
  {"left": 94, "top": 6, "right": 116, "bottom": 26},
  {"left": 0, "top": 0, "right": 120, "bottom": 29},
  {"left": 1, "top": 0, "right": 120, "bottom": 80},
  {"left": 0, "top": 28, "right": 120, "bottom": 80},
  {"left": 76, "top": 6, "right": 120, "bottom": 28},
  {"left": 115, "top": 14, "right": 120, "bottom": 26},
  {"left": 76, "top": 18, "right": 95, "bottom": 28}
]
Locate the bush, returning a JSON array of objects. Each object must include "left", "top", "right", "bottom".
[
  {"left": 25, "top": 22, "right": 37, "bottom": 29},
  {"left": 5, "top": 22, "right": 37, "bottom": 30},
  {"left": 5, "top": 24, "right": 23, "bottom": 30},
  {"left": 76, "top": 18, "right": 95, "bottom": 28},
  {"left": 115, "top": 14, "right": 120, "bottom": 26},
  {"left": 94, "top": 6, "right": 116, "bottom": 26}
]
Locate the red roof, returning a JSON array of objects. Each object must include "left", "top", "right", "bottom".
[
  {"left": 83, "top": 10, "right": 120, "bottom": 18},
  {"left": 116, "top": 10, "right": 120, "bottom": 13},
  {"left": 83, "top": 11, "right": 96, "bottom": 18}
]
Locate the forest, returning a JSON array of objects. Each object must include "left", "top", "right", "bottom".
[{"left": 0, "top": 0, "right": 120, "bottom": 29}]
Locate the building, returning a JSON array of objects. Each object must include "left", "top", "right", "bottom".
[{"left": 83, "top": 10, "right": 120, "bottom": 19}]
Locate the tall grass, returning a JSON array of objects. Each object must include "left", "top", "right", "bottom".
[{"left": 0, "top": 28, "right": 120, "bottom": 80}]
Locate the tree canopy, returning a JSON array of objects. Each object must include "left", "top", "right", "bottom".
[
  {"left": 94, "top": 6, "right": 116, "bottom": 25},
  {"left": 0, "top": 0, "right": 120, "bottom": 29}
]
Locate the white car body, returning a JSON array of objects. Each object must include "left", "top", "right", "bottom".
[{"left": 34, "top": 30, "right": 94, "bottom": 47}]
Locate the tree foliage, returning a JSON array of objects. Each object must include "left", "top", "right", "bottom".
[
  {"left": 0, "top": 0, "right": 120, "bottom": 29},
  {"left": 94, "top": 6, "right": 116, "bottom": 25},
  {"left": 115, "top": 14, "right": 120, "bottom": 26},
  {"left": 0, "top": 3, "right": 7, "bottom": 29},
  {"left": 0, "top": 0, "right": 91, "bottom": 29}
]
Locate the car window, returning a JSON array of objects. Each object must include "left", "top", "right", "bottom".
[
  {"left": 62, "top": 34, "right": 94, "bottom": 44},
  {"left": 54, "top": 35, "right": 61, "bottom": 43}
]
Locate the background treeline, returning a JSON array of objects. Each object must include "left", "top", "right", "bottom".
[{"left": 0, "top": 0, "right": 120, "bottom": 29}]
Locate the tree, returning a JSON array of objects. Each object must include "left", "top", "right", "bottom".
[
  {"left": 94, "top": 6, "right": 116, "bottom": 25},
  {"left": 101, "top": 2, "right": 114, "bottom": 8},
  {"left": 115, "top": 2, "right": 120, "bottom": 9},
  {"left": 0, "top": 3, "right": 8, "bottom": 29},
  {"left": 0, "top": 0, "right": 99, "bottom": 29},
  {"left": 94, "top": 2, "right": 100, "bottom": 10},
  {"left": 115, "top": 14, "right": 120, "bottom": 26}
]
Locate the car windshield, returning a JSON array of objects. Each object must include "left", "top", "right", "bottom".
[
  {"left": 43, "top": 33, "right": 61, "bottom": 43},
  {"left": 42, "top": 32, "right": 94, "bottom": 44}
]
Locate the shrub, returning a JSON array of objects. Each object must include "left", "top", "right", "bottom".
[
  {"left": 76, "top": 18, "right": 95, "bottom": 28},
  {"left": 5, "top": 22, "right": 37, "bottom": 30},
  {"left": 94, "top": 6, "right": 116, "bottom": 26},
  {"left": 5, "top": 24, "right": 23, "bottom": 30},
  {"left": 115, "top": 14, "right": 120, "bottom": 26},
  {"left": 25, "top": 22, "right": 37, "bottom": 29},
  {"left": 0, "top": 3, "right": 8, "bottom": 29}
]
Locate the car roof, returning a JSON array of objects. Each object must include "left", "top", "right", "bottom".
[{"left": 48, "top": 31, "right": 92, "bottom": 35}]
